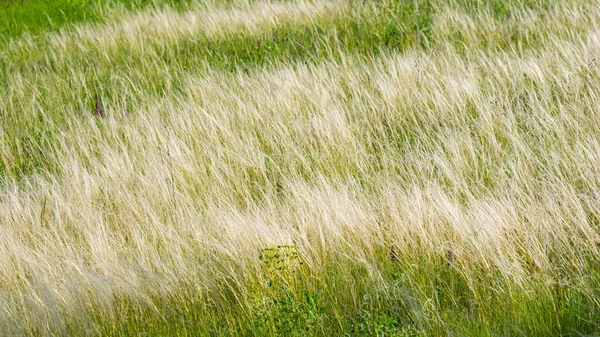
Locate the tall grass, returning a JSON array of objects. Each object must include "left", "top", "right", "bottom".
[{"left": 1, "top": 0, "right": 600, "bottom": 335}]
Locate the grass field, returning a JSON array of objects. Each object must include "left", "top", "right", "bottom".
[{"left": 2, "top": 0, "right": 600, "bottom": 335}]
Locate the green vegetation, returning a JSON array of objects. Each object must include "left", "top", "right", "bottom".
[
  {"left": 1, "top": 0, "right": 600, "bottom": 336},
  {"left": 0, "top": 0, "right": 198, "bottom": 41}
]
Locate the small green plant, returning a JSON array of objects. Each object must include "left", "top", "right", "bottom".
[
  {"left": 259, "top": 244, "right": 302, "bottom": 282},
  {"left": 358, "top": 310, "right": 427, "bottom": 337},
  {"left": 247, "top": 245, "right": 326, "bottom": 335}
]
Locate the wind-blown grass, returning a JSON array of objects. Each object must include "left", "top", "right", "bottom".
[{"left": 1, "top": 0, "right": 600, "bottom": 336}]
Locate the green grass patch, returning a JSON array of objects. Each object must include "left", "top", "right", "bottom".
[{"left": 0, "top": 0, "right": 195, "bottom": 42}]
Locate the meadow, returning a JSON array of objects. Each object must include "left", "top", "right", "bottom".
[{"left": 2, "top": 0, "right": 600, "bottom": 335}]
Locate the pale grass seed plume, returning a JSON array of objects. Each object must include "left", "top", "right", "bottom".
[{"left": 1, "top": 0, "right": 600, "bottom": 335}]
